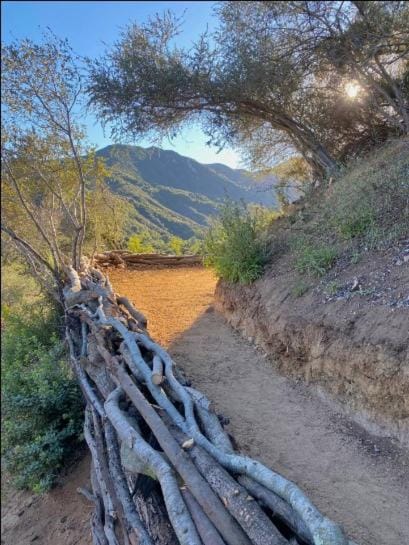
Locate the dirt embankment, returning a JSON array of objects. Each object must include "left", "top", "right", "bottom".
[{"left": 215, "top": 246, "right": 409, "bottom": 447}]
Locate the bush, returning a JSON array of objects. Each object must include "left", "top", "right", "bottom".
[
  {"left": 127, "top": 233, "right": 155, "bottom": 253},
  {"left": 169, "top": 236, "right": 184, "bottom": 256},
  {"left": 295, "top": 243, "right": 338, "bottom": 277},
  {"left": 204, "top": 201, "right": 273, "bottom": 283},
  {"left": 1, "top": 306, "right": 83, "bottom": 493},
  {"left": 335, "top": 206, "right": 375, "bottom": 240}
]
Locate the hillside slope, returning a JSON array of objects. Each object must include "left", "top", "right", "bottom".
[
  {"left": 97, "top": 145, "right": 279, "bottom": 238},
  {"left": 215, "top": 140, "right": 409, "bottom": 447}
]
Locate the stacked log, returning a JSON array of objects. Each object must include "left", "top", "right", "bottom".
[
  {"left": 64, "top": 264, "right": 352, "bottom": 545},
  {"left": 93, "top": 251, "right": 203, "bottom": 269}
]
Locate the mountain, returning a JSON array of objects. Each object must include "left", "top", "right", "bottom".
[{"left": 96, "top": 145, "right": 279, "bottom": 239}]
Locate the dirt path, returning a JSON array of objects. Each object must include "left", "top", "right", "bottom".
[{"left": 3, "top": 267, "right": 408, "bottom": 545}]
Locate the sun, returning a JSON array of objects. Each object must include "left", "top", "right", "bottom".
[{"left": 345, "top": 81, "right": 361, "bottom": 99}]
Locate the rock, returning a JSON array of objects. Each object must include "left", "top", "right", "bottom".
[{"left": 350, "top": 277, "right": 360, "bottom": 291}]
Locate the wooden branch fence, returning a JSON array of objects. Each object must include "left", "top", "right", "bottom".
[{"left": 93, "top": 251, "right": 203, "bottom": 269}]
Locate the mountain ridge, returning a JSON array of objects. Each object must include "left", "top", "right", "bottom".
[{"left": 96, "top": 144, "right": 279, "bottom": 239}]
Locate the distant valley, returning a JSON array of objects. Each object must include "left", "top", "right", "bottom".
[{"left": 97, "top": 145, "right": 280, "bottom": 239}]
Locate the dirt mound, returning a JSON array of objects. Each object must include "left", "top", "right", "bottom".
[{"left": 215, "top": 242, "right": 409, "bottom": 447}]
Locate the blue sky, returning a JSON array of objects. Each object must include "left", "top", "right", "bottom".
[{"left": 2, "top": 1, "right": 242, "bottom": 168}]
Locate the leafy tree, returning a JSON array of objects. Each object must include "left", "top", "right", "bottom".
[
  {"left": 1, "top": 34, "right": 131, "bottom": 297},
  {"left": 270, "top": 1, "right": 409, "bottom": 133},
  {"left": 88, "top": 2, "right": 408, "bottom": 179}
]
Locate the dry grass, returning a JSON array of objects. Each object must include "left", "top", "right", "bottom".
[{"left": 107, "top": 266, "right": 217, "bottom": 347}]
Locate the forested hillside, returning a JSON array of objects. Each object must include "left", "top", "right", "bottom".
[{"left": 97, "top": 145, "right": 279, "bottom": 238}]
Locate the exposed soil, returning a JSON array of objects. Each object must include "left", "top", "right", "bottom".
[
  {"left": 216, "top": 240, "right": 409, "bottom": 447},
  {"left": 2, "top": 266, "right": 408, "bottom": 545},
  {"left": 1, "top": 453, "right": 92, "bottom": 545}
]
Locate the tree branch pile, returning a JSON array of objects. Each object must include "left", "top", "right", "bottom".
[
  {"left": 65, "top": 264, "right": 353, "bottom": 545},
  {"left": 93, "top": 251, "right": 202, "bottom": 269}
]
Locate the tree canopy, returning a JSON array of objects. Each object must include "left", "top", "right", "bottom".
[{"left": 88, "top": 1, "right": 409, "bottom": 179}]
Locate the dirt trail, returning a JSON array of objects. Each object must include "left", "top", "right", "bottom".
[{"left": 3, "top": 267, "right": 408, "bottom": 545}]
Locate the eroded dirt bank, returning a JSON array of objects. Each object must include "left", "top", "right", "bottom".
[{"left": 215, "top": 252, "right": 409, "bottom": 448}]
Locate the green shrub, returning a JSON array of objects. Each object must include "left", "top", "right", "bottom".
[
  {"left": 326, "top": 140, "right": 408, "bottom": 247},
  {"left": 335, "top": 206, "right": 375, "bottom": 239},
  {"left": 186, "top": 237, "right": 204, "bottom": 255},
  {"left": 291, "top": 281, "right": 310, "bottom": 297},
  {"left": 204, "top": 201, "right": 272, "bottom": 283},
  {"left": 325, "top": 281, "right": 340, "bottom": 296},
  {"left": 127, "top": 232, "right": 155, "bottom": 253},
  {"left": 1, "top": 307, "right": 83, "bottom": 492},
  {"left": 296, "top": 243, "right": 338, "bottom": 276},
  {"left": 169, "top": 236, "right": 184, "bottom": 255}
]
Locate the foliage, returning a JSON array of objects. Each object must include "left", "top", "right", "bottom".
[
  {"left": 295, "top": 243, "right": 338, "bottom": 277},
  {"left": 1, "top": 300, "right": 83, "bottom": 493},
  {"left": 335, "top": 206, "right": 375, "bottom": 240},
  {"left": 271, "top": 157, "right": 311, "bottom": 184},
  {"left": 169, "top": 236, "right": 184, "bottom": 255},
  {"left": 1, "top": 261, "right": 43, "bottom": 311},
  {"left": 1, "top": 34, "right": 131, "bottom": 295},
  {"left": 127, "top": 232, "right": 155, "bottom": 253},
  {"left": 325, "top": 281, "right": 341, "bottom": 297},
  {"left": 186, "top": 237, "right": 204, "bottom": 255},
  {"left": 324, "top": 139, "right": 409, "bottom": 247},
  {"left": 291, "top": 281, "right": 310, "bottom": 298},
  {"left": 276, "top": 139, "right": 409, "bottom": 282},
  {"left": 126, "top": 230, "right": 204, "bottom": 256},
  {"left": 204, "top": 201, "right": 273, "bottom": 283},
  {"left": 88, "top": 2, "right": 408, "bottom": 178}
]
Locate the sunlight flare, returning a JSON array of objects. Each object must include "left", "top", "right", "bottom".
[{"left": 345, "top": 81, "right": 361, "bottom": 99}]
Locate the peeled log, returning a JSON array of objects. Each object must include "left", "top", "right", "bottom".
[
  {"left": 168, "top": 423, "right": 288, "bottom": 545},
  {"left": 152, "top": 355, "right": 164, "bottom": 385},
  {"left": 117, "top": 296, "right": 148, "bottom": 328},
  {"left": 187, "top": 387, "right": 234, "bottom": 453},
  {"left": 115, "top": 365, "right": 252, "bottom": 545},
  {"left": 105, "top": 388, "right": 202, "bottom": 545},
  {"left": 62, "top": 263, "right": 352, "bottom": 545}
]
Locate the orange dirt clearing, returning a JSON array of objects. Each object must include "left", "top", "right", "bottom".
[{"left": 108, "top": 266, "right": 218, "bottom": 347}]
